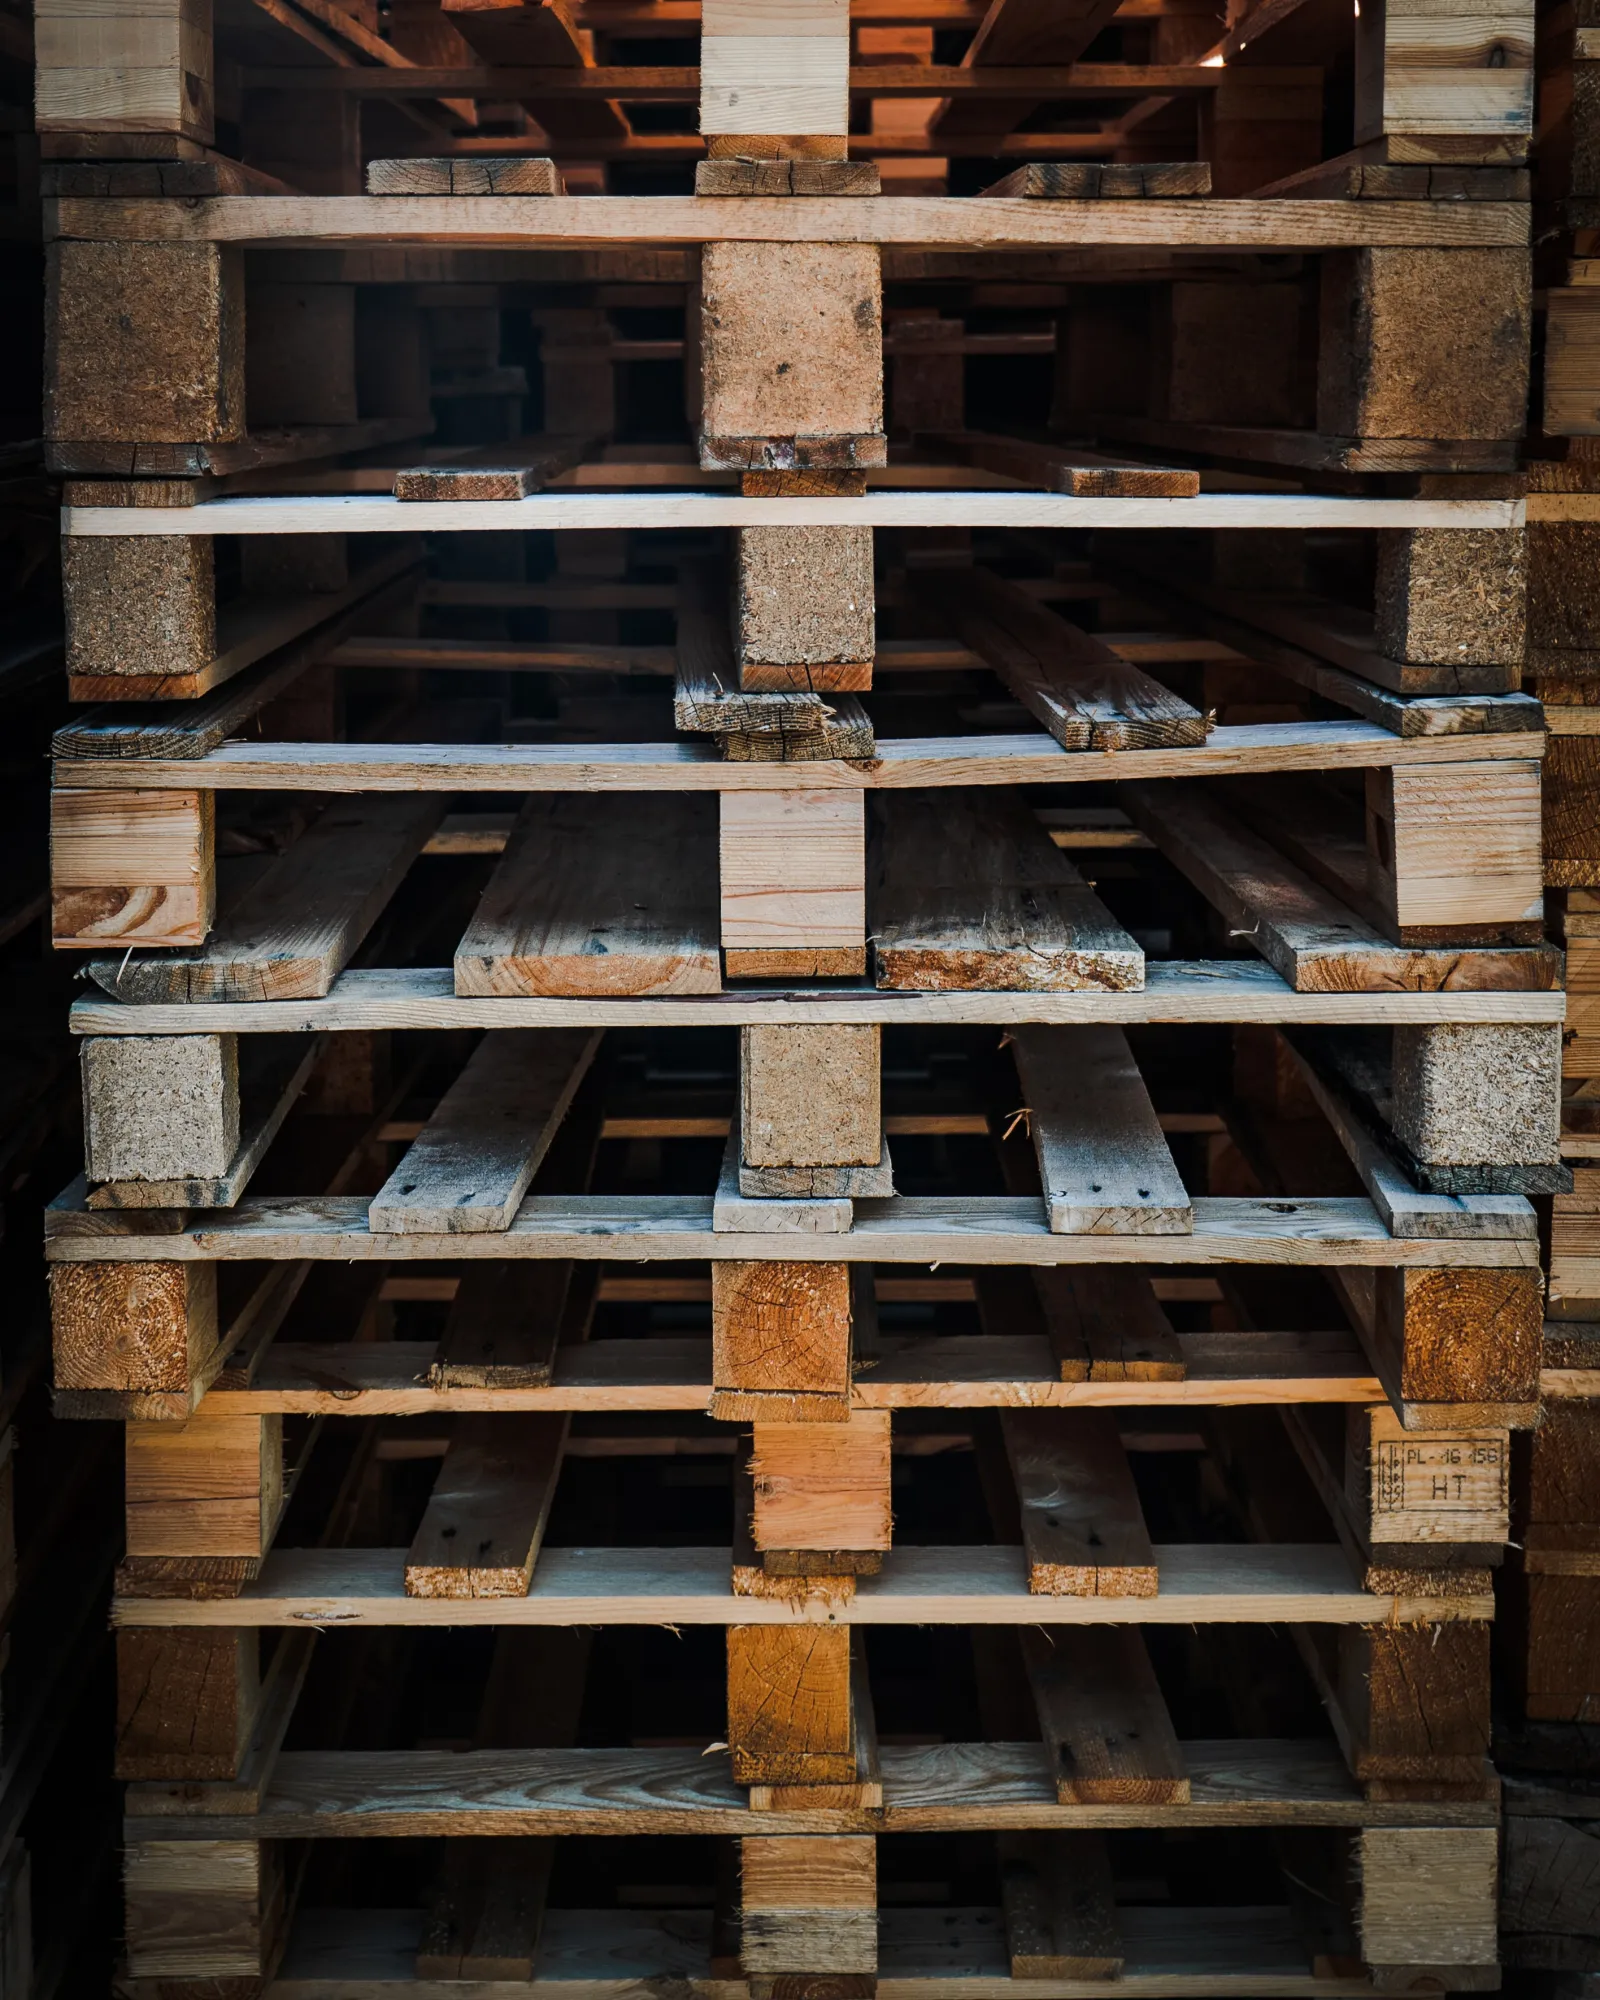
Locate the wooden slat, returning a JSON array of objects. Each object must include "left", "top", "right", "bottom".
[
  {"left": 1022, "top": 1626, "right": 1190, "bottom": 1803},
  {"left": 369, "top": 156, "right": 561, "bottom": 195},
  {"left": 454, "top": 796, "right": 721, "bottom": 997},
  {"left": 429, "top": 1263, "right": 574, "bottom": 1388},
  {"left": 870, "top": 791, "right": 1145, "bottom": 992},
  {"left": 982, "top": 161, "right": 1210, "bottom": 198},
  {"left": 46, "top": 1190, "right": 1544, "bottom": 1269},
  {"left": 84, "top": 795, "right": 443, "bottom": 1003},
  {"left": 393, "top": 436, "right": 592, "bottom": 502},
  {"left": 108, "top": 1543, "right": 1496, "bottom": 1631},
  {"left": 417, "top": 1836, "right": 553, "bottom": 1977},
  {"left": 1122, "top": 781, "right": 1557, "bottom": 994},
  {"left": 369, "top": 1029, "right": 599, "bottom": 1234},
  {"left": 404, "top": 1412, "right": 568, "bottom": 1597},
  {"left": 931, "top": 567, "right": 1210, "bottom": 752},
  {"left": 922, "top": 428, "right": 1199, "bottom": 497},
  {"left": 1034, "top": 1268, "right": 1186, "bottom": 1381},
  {"left": 1002, "top": 1409, "right": 1159, "bottom": 1597},
  {"left": 1010, "top": 1026, "right": 1193, "bottom": 1235},
  {"left": 998, "top": 1829, "right": 1124, "bottom": 1977}
]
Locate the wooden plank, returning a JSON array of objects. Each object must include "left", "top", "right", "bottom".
[
  {"left": 998, "top": 1830, "right": 1124, "bottom": 1977},
  {"left": 454, "top": 795, "right": 721, "bottom": 997},
  {"left": 429, "top": 1262, "right": 575, "bottom": 1389},
  {"left": 47, "top": 727, "right": 1554, "bottom": 800},
  {"left": 720, "top": 789, "right": 866, "bottom": 971},
  {"left": 393, "top": 433, "right": 595, "bottom": 501},
  {"left": 42, "top": 195, "right": 1536, "bottom": 255},
  {"left": 1122, "top": 781, "right": 1557, "bottom": 993},
  {"left": 45, "top": 1189, "right": 1545, "bottom": 1269},
  {"left": 87, "top": 1035, "right": 321, "bottom": 1211},
  {"left": 740, "top": 1835, "right": 878, "bottom": 1976},
  {"left": 416, "top": 1836, "right": 553, "bottom": 1978},
  {"left": 1022, "top": 1625, "right": 1190, "bottom": 1802},
  {"left": 870, "top": 791, "right": 1144, "bottom": 993},
  {"left": 921, "top": 427, "right": 1199, "bottom": 497},
  {"left": 712, "top": 1129, "right": 856, "bottom": 1235},
  {"left": 65, "top": 959, "right": 1569, "bottom": 1035},
  {"left": 982, "top": 162, "right": 1210, "bottom": 198},
  {"left": 108, "top": 1542, "right": 1496, "bottom": 1632},
  {"left": 1010, "top": 1026, "right": 1192, "bottom": 1235},
  {"left": 701, "top": 0, "right": 851, "bottom": 139},
  {"left": 58, "top": 491, "right": 1527, "bottom": 538},
  {"left": 1281, "top": 1030, "right": 1538, "bottom": 1239},
  {"left": 368, "top": 157, "right": 561, "bottom": 195},
  {"left": 1034, "top": 1268, "right": 1186, "bottom": 1381},
  {"left": 1002, "top": 1410, "right": 1159, "bottom": 1597},
  {"left": 404, "top": 1412, "right": 567, "bottom": 1597},
  {"left": 84, "top": 795, "right": 443, "bottom": 1003},
  {"left": 929, "top": 568, "right": 1209, "bottom": 752},
  {"left": 369, "top": 1029, "right": 599, "bottom": 1234}
]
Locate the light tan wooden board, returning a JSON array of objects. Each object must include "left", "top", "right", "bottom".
[
  {"left": 210, "top": 1328, "right": 1383, "bottom": 1415},
  {"left": 61, "top": 493, "right": 1525, "bottom": 535}
]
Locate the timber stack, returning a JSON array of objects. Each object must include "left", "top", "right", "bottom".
[{"left": 30, "top": 0, "right": 1582, "bottom": 1990}]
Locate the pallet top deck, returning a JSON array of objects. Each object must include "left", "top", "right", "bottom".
[
  {"left": 59, "top": 493, "right": 1527, "bottom": 535},
  {"left": 110, "top": 1542, "right": 1495, "bottom": 1630},
  {"left": 64, "top": 962, "right": 1571, "bottom": 1033},
  {"left": 43, "top": 1190, "right": 1545, "bottom": 1266},
  {"left": 44, "top": 194, "right": 1532, "bottom": 251}
]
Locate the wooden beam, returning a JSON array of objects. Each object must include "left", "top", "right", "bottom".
[
  {"left": 1021, "top": 1626, "right": 1189, "bottom": 1802},
  {"left": 405, "top": 1413, "right": 568, "bottom": 1597},
  {"left": 1002, "top": 1410, "right": 1159, "bottom": 1597}
]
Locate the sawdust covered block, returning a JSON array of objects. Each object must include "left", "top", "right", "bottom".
[
  {"left": 735, "top": 526, "right": 874, "bottom": 687},
  {"left": 1391, "top": 1022, "right": 1561, "bottom": 1168},
  {"left": 46, "top": 240, "right": 244, "bottom": 444},
  {"left": 1374, "top": 528, "right": 1525, "bottom": 666},
  {"left": 699, "top": 241, "right": 885, "bottom": 469},
  {"left": 1316, "top": 248, "right": 1530, "bottom": 440},
  {"left": 63, "top": 536, "right": 215, "bottom": 682}
]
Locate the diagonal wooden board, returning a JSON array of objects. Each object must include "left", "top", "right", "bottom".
[
  {"left": 1011, "top": 1025, "right": 1193, "bottom": 1234},
  {"left": 369, "top": 1029, "right": 600, "bottom": 1234}
]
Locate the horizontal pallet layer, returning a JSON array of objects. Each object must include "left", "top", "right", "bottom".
[
  {"left": 109, "top": 1544, "right": 1493, "bottom": 1631},
  {"left": 43, "top": 196, "right": 1532, "bottom": 251},
  {"left": 49, "top": 722, "right": 1545, "bottom": 791},
  {"left": 43, "top": 1193, "right": 1544, "bottom": 1267},
  {"left": 68, "top": 964, "right": 1568, "bottom": 1032},
  {"left": 59, "top": 493, "right": 1526, "bottom": 534},
  {"left": 270, "top": 1903, "right": 1377, "bottom": 1999}
]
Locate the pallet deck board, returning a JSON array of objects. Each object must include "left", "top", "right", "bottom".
[
  {"left": 65, "top": 961, "right": 1568, "bottom": 1033},
  {"left": 45, "top": 195, "right": 1533, "bottom": 251},
  {"left": 109, "top": 1543, "right": 1494, "bottom": 1631},
  {"left": 210, "top": 1330, "right": 1386, "bottom": 1414},
  {"left": 42, "top": 1191, "right": 1544, "bottom": 1267},
  {"left": 48, "top": 722, "right": 1550, "bottom": 795},
  {"left": 59, "top": 492, "right": 1526, "bottom": 534}
]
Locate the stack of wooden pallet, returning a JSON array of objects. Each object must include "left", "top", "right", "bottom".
[{"left": 33, "top": 0, "right": 1584, "bottom": 1991}]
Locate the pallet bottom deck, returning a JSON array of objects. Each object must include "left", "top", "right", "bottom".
[{"left": 273, "top": 1904, "right": 1380, "bottom": 1998}]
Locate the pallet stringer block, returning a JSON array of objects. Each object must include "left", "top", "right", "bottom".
[
  {"left": 52, "top": 787, "right": 214, "bottom": 949},
  {"left": 720, "top": 791, "right": 866, "bottom": 979}
]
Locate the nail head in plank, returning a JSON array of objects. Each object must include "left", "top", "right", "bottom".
[
  {"left": 368, "top": 1028, "right": 600, "bottom": 1234},
  {"left": 1011, "top": 1026, "right": 1193, "bottom": 1235}
]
